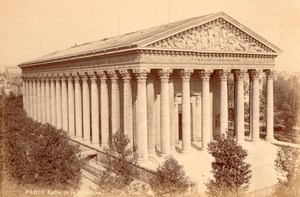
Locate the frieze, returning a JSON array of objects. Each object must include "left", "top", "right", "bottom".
[
  {"left": 140, "top": 52, "right": 275, "bottom": 65},
  {"left": 149, "top": 18, "right": 275, "bottom": 53}
]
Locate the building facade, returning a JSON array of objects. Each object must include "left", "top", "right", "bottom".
[{"left": 19, "top": 12, "right": 281, "bottom": 162}]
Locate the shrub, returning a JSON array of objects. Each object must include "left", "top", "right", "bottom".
[
  {"left": 206, "top": 133, "right": 252, "bottom": 197},
  {"left": 273, "top": 146, "right": 300, "bottom": 197},
  {"left": 149, "top": 155, "right": 191, "bottom": 196}
]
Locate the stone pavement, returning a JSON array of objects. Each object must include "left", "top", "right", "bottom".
[{"left": 147, "top": 140, "right": 279, "bottom": 195}]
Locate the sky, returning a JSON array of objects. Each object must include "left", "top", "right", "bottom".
[{"left": 1, "top": 0, "right": 300, "bottom": 72}]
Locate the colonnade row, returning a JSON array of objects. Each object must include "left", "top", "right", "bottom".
[{"left": 22, "top": 68, "right": 275, "bottom": 161}]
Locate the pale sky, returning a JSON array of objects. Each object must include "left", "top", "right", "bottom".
[{"left": 1, "top": 0, "right": 300, "bottom": 72}]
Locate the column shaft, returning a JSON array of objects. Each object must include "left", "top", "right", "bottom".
[
  {"left": 91, "top": 75, "right": 100, "bottom": 144},
  {"left": 181, "top": 69, "right": 193, "bottom": 152},
  {"left": 56, "top": 78, "right": 62, "bottom": 129},
  {"left": 45, "top": 78, "right": 51, "bottom": 123},
  {"left": 100, "top": 73, "right": 109, "bottom": 146},
  {"left": 41, "top": 79, "right": 46, "bottom": 124},
  {"left": 200, "top": 70, "right": 212, "bottom": 148},
  {"left": 74, "top": 76, "right": 82, "bottom": 138},
  {"left": 250, "top": 70, "right": 261, "bottom": 141},
  {"left": 61, "top": 77, "right": 68, "bottom": 131},
  {"left": 159, "top": 69, "right": 171, "bottom": 155},
  {"left": 234, "top": 70, "right": 246, "bottom": 143},
  {"left": 50, "top": 78, "right": 56, "bottom": 126},
  {"left": 68, "top": 77, "right": 75, "bottom": 136},
  {"left": 219, "top": 70, "right": 229, "bottom": 135},
  {"left": 135, "top": 69, "right": 148, "bottom": 162},
  {"left": 121, "top": 70, "right": 133, "bottom": 147},
  {"left": 169, "top": 79, "right": 175, "bottom": 151},
  {"left": 147, "top": 79, "right": 155, "bottom": 153},
  {"left": 33, "top": 79, "right": 37, "bottom": 121},
  {"left": 266, "top": 70, "right": 275, "bottom": 141},
  {"left": 109, "top": 71, "right": 120, "bottom": 134},
  {"left": 37, "top": 79, "right": 41, "bottom": 122}
]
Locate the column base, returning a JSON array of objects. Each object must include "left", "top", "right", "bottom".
[
  {"left": 137, "top": 158, "right": 148, "bottom": 165},
  {"left": 182, "top": 147, "right": 191, "bottom": 153},
  {"left": 266, "top": 137, "right": 275, "bottom": 142},
  {"left": 148, "top": 149, "right": 156, "bottom": 155}
]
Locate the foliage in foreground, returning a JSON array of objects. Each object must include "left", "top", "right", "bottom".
[
  {"left": 149, "top": 155, "right": 192, "bottom": 196},
  {"left": 2, "top": 92, "right": 84, "bottom": 191},
  {"left": 206, "top": 133, "right": 252, "bottom": 197},
  {"left": 273, "top": 146, "right": 300, "bottom": 197},
  {"left": 97, "top": 131, "right": 140, "bottom": 194}
]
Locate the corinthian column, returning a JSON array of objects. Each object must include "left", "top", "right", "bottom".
[
  {"left": 180, "top": 69, "right": 193, "bottom": 152},
  {"left": 265, "top": 69, "right": 275, "bottom": 141},
  {"left": 67, "top": 74, "right": 75, "bottom": 137},
  {"left": 50, "top": 76, "right": 56, "bottom": 126},
  {"left": 74, "top": 74, "right": 82, "bottom": 138},
  {"left": 147, "top": 78, "right": 155, "bottom": 154},
  {"left": 36, "top": 77, "right": 41, "bottom": 122},
  {"left": 90, "top": 73, "right": 100, "bottom": 144},
  {"left": 99, "top": 71, "right": 109, "bottom": 147},
  {"left": 61, "top": 75, "right": 68, "bottom": 131},
  {"left": 233, "top": 69, "right": 247, "bottom": 143},
  {"left": 29, "top": 78, "right": 34, "bottom": 118},
  {"left": 45, "top": 76, "right": 51, "bottom": 123},
  {"left": 55, "top": 75, "right": 62, "bottom": 129},
  {"left": 22, "top": 77, "right": 26, "bottom": 112},
  {"left": 41, "top": 77, "right": 46, "bottom": 124},
  {"left": 82, "top": 73, "right": 91, "bottom": 141},
  {"left": 159, "top": 69, "right": 172, "bottom": 155},
  {"left": 121, "top": 70, "right": 133, "bottom": 148},
  {"left": 134, "top": 69, "right": 149, "bottom": 163},
  {"left": 199, "top": 69, "right": 212, "bottom": 148},
  {"left": 218, "top": 70, "right": 230, "bottom": 136},
  {"left": 33, "top": 77, "right": 37, "bottom": 121},
  {"left": 108, "top": 70, "right": 120, "bottom": 134},
  {"left": 249, "top": 70, "right": 262, "bottom": 141}
]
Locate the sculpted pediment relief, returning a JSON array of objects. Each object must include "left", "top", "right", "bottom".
[{"left": 148, "top": 18, "right": 275, "bottom": 53}]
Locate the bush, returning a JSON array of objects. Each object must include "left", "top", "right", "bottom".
[
  {"left": 2, "top": 92, "right": 84, "bottom": 191},
  {"left": 97, "top": 131, "right": 138, "bottom": 193},
  {"left": 273, "top": 146, "right": 300, "bottom": 197},
  {"left": 149, "top": 155, "right": 192, "bottom": 196},
  {"left": 206, "top": 133, "right": 252, "bottom": 197}
]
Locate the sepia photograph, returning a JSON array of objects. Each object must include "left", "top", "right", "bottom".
[{"left": 1, "top": 0, "right": 300, "bottom": 196}]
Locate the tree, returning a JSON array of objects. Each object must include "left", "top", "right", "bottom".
[
  {"left": 206, "top": 133, "right": 252, "bottom": 197},
  {"left": 2, "top": 93, "right": 84, "bottom": 192},
  {"left": 97, "top": 131, "right": 138, "bottom": 193},
  {"left": 149, "top": 155, "right": 192, "bottom": 196},
  {"left": 273, "top": 74, "right": 300, "bottom": 131},
  {"left": 273, "top": 146, "right": 300, "bottom": 197}
]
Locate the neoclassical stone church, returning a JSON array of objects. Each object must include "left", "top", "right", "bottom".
[{"left": 19, "top": 12, "right": 281, "bottom": 162}]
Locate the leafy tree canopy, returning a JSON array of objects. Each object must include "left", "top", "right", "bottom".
[{"left": 206, "top": 133, "right": 252, "bottom": 197}]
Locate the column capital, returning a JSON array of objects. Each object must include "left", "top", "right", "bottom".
[
  {"left": 78, "top": 72, "right": 89, "bottom": 82},
  {"left": 134, "top": 69, "right": 149, "bottom": 82},
  {"left": 180, "top": 69, "right": 193, "bottom": 81},
  {"left": 98, "top": 71, "right": 108, "bottom": 81},
  {"left": 88, "top": 72, "right": 98, "bottom": 82},
  {"left": 264, "top": 69, "right": 276, "bottom": 79},
  {"left": 249, "top": 69, "right": 263, "bottom": 79},
  {"left": 158, "top": 69, "right": 172, "bottom": 81},
  {"left": 233, "top": 69, "right": 248, "bottom": 80},
  {"left": 217, "top": 69, "right": 231, "bottom": 80},
  {"left": 108, "top": 70, "right": 119, "bottom": 81},
  {"left": 120, "top": 69, "right": 132, "bottom": 82},
  {"left": 71, "top": 73, "right": 81, "bottom": 81},
  {"left": 199, "top": 69, "right": 213, "bottom": 81}
]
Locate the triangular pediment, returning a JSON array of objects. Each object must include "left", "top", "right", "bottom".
[{"left": 145, "top": 16, "right": 278, "bottom": 53}]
